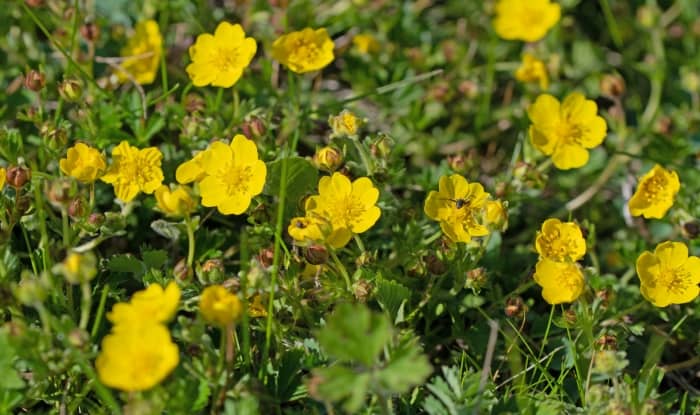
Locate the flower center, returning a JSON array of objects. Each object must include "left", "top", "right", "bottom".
[
  {"left": 212, "top": 47, "right": 240, "bottom": 72},
  {"left": 539, "top": 230, "right": 579, "bottom": 261},
  {"left": 218, "top": 165, "right": 252, "bottom": 196},
  {"left": 328, "top": 196, "right": 366, "bottom": 228},
  {"left": 556, "top": 121, "right": 584, "bottom": 146},
  {"left": 640, "top": 174, "right": 669, "bottom": 203},
  {"left": 292, "top": 39, "right": 320, "bottom": 63},
  {"left": 658, "top": 266, "right": 692, "bottom": 295}
]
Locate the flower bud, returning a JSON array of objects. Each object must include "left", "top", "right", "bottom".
[
  {"left": 240, "top": 117, "right": 266, "bottom": 140},
  {"left": 199, "top": 285, "right": 242, "bottom": 326},
  {"left": 465, "top": 267, "right": 487, "bottom": 291},
  {"left": 87, "top": 212, "right": 105, "bottom": 227},
  {"left": 595, "top": 334, "right": 617, "bottom": 350},
  {"left": 329, "top": 110, "right": 361, "bottom": 137},
  {"left": 313, "top": 146, "right": 343, "bottom": 172},
  {"left": 200, "top": 259, "right": 224, "bottom": 282},
  {"left": 173, "top": 258, "right": 191, "bottom": 282},
  {"left": 424, "top": 253, "right": 446, "bottom": 275},
  {"left": 600, "top": 74, "right": 625, "bottom": 98},
  {"left": 353, "top": 279, "right": 373, "bottom": 303},
  {"left": 79, "top": 22, "right": 100, "bottom": 43},
  {"left": 257, "top": 247, "right": 274, "bottom": 268},
  {"left": 370, "top": 134, "right": 393, "bottom": 159},
  {"left": 25, "top": 0, "right": 43, "bottom": 7},
  {"left": 68, "top": 328, "right": 89, "bottom": 349},
  {"left": 484, "top": 200, "right": 508, "bottom": 231},
  {"left": 58, "top": 79, "right": 83, "bottom": 102},
  {"left": 15, "top": 274, "right": 47, "bottom": 305},
  {"left": 682, "top": 221, "right": 700, "bottom": 239},
  {"left": 24, "top": 70, "right": 45, "bottom": 92},
  {"left": 637, "top": 5, "right": 658, "bottom": 28},
  {"left": 504, "top": 297, "right": 527, "bottom": 319},
  {"left": 304, "top": 244, "right": 328, "bottom": 265},
  {"left": 56, "top": 252, "right": 97, "bottom": 284},
  {"left": 447, "top": 154, "right": 469, "bottom": 173},
  {"left": 46, "top": 178, "right": 73, "bottom": 208},
  {"left": 68, "top": 197, "right": 87, "bottom": 218},
  {"left": 6, "top": 165, "right": 31, "bottom": 188}
]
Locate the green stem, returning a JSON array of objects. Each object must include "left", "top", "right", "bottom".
[
  {"left": 79, "top": 282, "right": 92, "bottom": 330},
  {"left": 353, "top": 139, "right": 374, "bottom": 176},
  {"left": 599, "top": 0, "right": 623, "bottom": 48},
  {"left": 213, "top": 88, "right": 224, "bottom": 113},
  {"left": 538, "top": 305, "right": 555, "bottom": 358},
  {"left": 232, "top": 87, "right": 240, "bottom": 123},
  {"left": 354, "top": 234, "right": 366, "bottom": 253},
  {"left": 330, "top": 249, "right": 352, "bottom": 291},
  {"left": 91, "top": 284, "right": 109, "bottom": 338},
  {"left": 185, "top": 215, "right": 196, "bottom": 270}
]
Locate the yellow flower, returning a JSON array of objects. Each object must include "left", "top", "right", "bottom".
[
  {"left": 271, "top": 28, "right": 335, "bottom": 74},
  {"left": 199, "top": 285, "right": 242, "bottom": 326},
  {"left": 493, "top": 0, "right": 561, "bottom": 42},
  {"left": 533, "top": 258, "right": 585, "bottom": 304},
  {"left": 155, "top": 184, "right": 197, "bottom": 217},
  {"left": 116, "top": 20, "right": 162, "bottom": 85},
  {"left": 515, "top": 53, "right": 549, "bottom": 90},
  {"left": 108, "top": 282, "right": 180, "bottom": 330},
  {"left": 0, "top": 167, "right": 5, "bottom": 188},
  {"left": 60, "top": 143, "right": 106, "bottom": 183},
  {"left": 175, "top": 150, "right": 208, "bottom": 184},
  {"left": 55, "top": 252, "right": 97, "bottom": 284},
  {"left": 248, "top": 294, "right": 268, "bottom": 318},
  {"left": 288, "top": 216, "right": 325, "bottom": 244},
  {"left": 329, "top": 110, "right": 361, "bottom": 137},
  {"left": 353, "top": 33, "right": 380, "bottom": 54},
  {"left": 528, "top": 92, "right": 607, "bottom": 170},
  {"left": 628, "top": 165, "right": 680, "bottom": 219},
  {"left": 186, "top": 22, "right": 257, "bottom": 88},
  {"left": 424, "top": 174, "right": 490, "bottom": 243},
  {"left": 535, "top": 218, "right": 586, "bottom": 262},
  {"left": 636, "top": 241, "right": 700, "bottom": 307},
  {"left": 96, "top": 323, "right": 179, "bottom": 391},
  {"left": 198, "top": 135, "right": 266, "bottom": 215},
  {"left": 484, "top": 200, "right": 508, "bottom": 231},
  {"left": 101, "top": 141, "right": 164, "bottom": 202},
  {"left": 303, "top": 173, "right": 381, "bottom": 248}
]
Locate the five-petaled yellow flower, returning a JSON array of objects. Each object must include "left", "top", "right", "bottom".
[
  {"left": 528, "top": 92, "right": 607, "bottom": 170},
  {"left": 60, "top": 143, "right": 106, "bottom": 183},
  {"left": 329, "top": 110, "right": 361, "bottom": 137},
  {"left": 535, "top": 218, "right": 586, "bottom": 262},
  {"left": 636, "top": 241, "right": 700, "bottom": 307},
  {"left": 424, "top": 174, "right": 491, "bottom": 244},
  {"left": 493, "top": 0, "right": 561, "bottom": 43},
  {"left": 176, "top": 134, "right": 266, "bottom": 215},
  {"left": 272, "top": 28, "right": 335, "bottom": 74},
  {"left": 117, "top": 20, "right": 162, "bottom": 85},
  {"left": 200, "top": 285, "right": 242, "bottom": 326},
  {"left": 515, "top": 53, "right": 549, "bottom": 90},
  {"left": 628, "top": 164, "right": 680, "bottom": 219},
  {"left": 186, "top": 22, "right": 257, "bottom": 88},
  {"left": 96, "top": 323, "right": 179, "bottom": 391},
  {"left": 108, "top": 282, "right": 181, "bottom": 330},
  {"left": 533, "top": 258, "right": 585, "bottom": 304},
  {"left": 155, "top": 184, "right": 197, "bottom": 217},
  {"left": 101, "top": 141, "right": 164, "bottom": 202}
]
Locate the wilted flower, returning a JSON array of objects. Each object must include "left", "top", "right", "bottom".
[
  {"left": 628, "top": 164, "right": 680, "bottom": 219},
  {"left": 272, "top": 28, "right": 335, "bottom": 73},
  {"left": 515, "top": 53, "right": 549, "bottom": 89},
  {"left": 116, "top": 20, "right": 162, "bottom": 85},
  {"left": 199, "top": 285, "right": 242, "bottom": 326},
  {"left": 424, "top": 174, "right": 491, "bottom": 243},
  {"left": 60, "top": 143, "right": 106, "bottom": 183},
  {"left": 101, "top": 141, "right": 164, "bottom": 202},
  {"left": 96, "top": 324, "right": 179, "bottom": 391},
  {"left": 186, "top": 22, "right": 257, "bottom": 88},
  {"left": 533, "top": 258, "right": 585, "bottom": 304},
  {"left": 636, "top": 241, "right": 700, "bottom": 307},
  {"left": 527, "top": 92, "right": 607, "bottom": 170},
  {"left": 154, "top": 184, "right": 197, "bottom": 217},
  {"left": 535, "top": 218, "right": 586, "bottom": 262},
  {"left": 493, "top": 0, "right": 561, "bottom": 42},
  {"left": 329, "top": 110, "right": 361, "bottom": 137}
]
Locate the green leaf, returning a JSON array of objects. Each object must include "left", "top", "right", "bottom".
[
  {"left": 0, "top": 330, "right": 24, "bottom": 389},
  {"left": 105, "top": 254, "right": 146, "bottom": 275},
  {"left": 142, "top": 249, "right": 168, "bottom": 270},
  {"left": 263, "top": 157, "right": 319, "bottom": 217},
  {"left": 312, "top": 365, "right": 371, "bottom": 413},
  {"left": 315, "top": 303, "right": 392, "bottom": 366},
  {"left": 377, "top": 338, "right": 432, "bottom": 394},
  {"left": 151, "top": 219, "right": 183, "bottom": 240},
  {"left": 375, "top": 278, "right": 411, "bottom": 324}
]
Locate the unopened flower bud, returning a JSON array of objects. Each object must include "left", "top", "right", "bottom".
[
  {"left": 173, "top": 258, "right": 191, "bottom": 282},
  {"left": 353, "top": 279, "right": 373, "bottom": 303},
  {"left": 682, "top": 221, "right": 700, "bottom": 239},
  {"left": 465, "top": 267, "right": 487, "bottom": 291},
  {"left": 257, "top": 247, "right": 274, "bottom": 268},
  {"left": 596, "top": 334, "right": 617, "bottom": 350},
  {"left": 24, "top": 70, "right": 45, "bottom": 92},
  {"left": 68, "top": 197, "right": 87, "bottom": 218},
  {"left": 68, "top": 328, "right": 89, "bottom": 349},
  {"left": 6, "top": 165, "right": 31, "bottom": 188},
  {"left": 637, "top": 5, "right": 658, "bottom": 28},
  {"left": 87, "top": 212, "right": 105, "bottom": 227},
  {"left": 600, "top": 74, "right": 625, "bottom": 98},
  {"left": 80, "top": 22, "right": 100, "bottom": 43},
  {"left": 304, "top": 244, "right": 329, "bottom": 265},
  {"left": 200, "top": 259, "right": 224, "bottom": 282},
  {"left": 46, "top": 178, "right": 73, "bottom": 208},
  {"left": 424, "top": 253, "right": 446, "bottom": 275},
  {"left": 240, "top": 117, "right": 266, "bottom": 140},
  {"left": 56, "top": 252, "right": 97, "bottom": 284},
  {"left": 313, "top": 146, "right": 343, "bottom": 172},
  {"left": 370, "top": 134, "right": 393, "bottom": 159},
  {"left": 58, "top": 79, "right": 83, "bottom": 102},
  {"left": 505, "top": 297, "right": 527, "bottom": 319},
  {"left": 15, "top": 275, "right": 47, "bottom": 305},
  {"left": 183, "top": 94, "right": 205, "bottom": 113}
]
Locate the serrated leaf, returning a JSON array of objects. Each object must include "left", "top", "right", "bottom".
[
  {"left": 151, "top": 219, "right": 182, "bottom": 240},
  {"left": 105, "top": 254, "right": 146, "bottom": 275},
  {"left": 142, "top": 249, "right": 168, "bottom": 270},
  {"left": 377, "top": 339, "right": 432, "bottom": 394},
  {"left": 312, "top": 365, "right": 371, "bottom": 413},
  {"left": 315, "top": 303, "right": 392, "bottom": 366},
  {"left": 375, "top": 278, "right": 411, "bottom": 324}
]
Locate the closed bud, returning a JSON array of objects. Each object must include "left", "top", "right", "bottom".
[
  {"left": 24, "top": 70, "right": 45, "bottom": 92},
  {"left": 353, "top": 279, "right": 373, "bottom": 303},
  {"left": 173, "top": 258, "right": 191, "bottom": 282},
  {"left": 200, "top": 259, "right": 224, "bottom": 282},
  {"left": 596, "top": 334, "right": 617, "bottom": 350},
  {"left": 240, "top": 117, "right": 266, "bottom": 139},
  {"left": 682, "top": 221, "right": 700, "bottom": 239},
  {"left": 313, "top": 146, "right": 343, "bottom": 172},
  {"left": 447, "top": 154, "right": 469, "bottom": 173},
  {"left": 369, "top": 134, "right": 393, "bottom": 159},
  {"left": 424, "top": 253, "right": 446, "bottom": 275},
  {"left": 15, "top": 274, "right": 47, "bottom": 305},
  {"left": 6, "top": 165, "right": 31, "bottom": 188},
  {"left": 563, "top": 309, "right": 577, "bottom": 325},
  {"left": 87, "top": 212, "right": 105, "bottom": 227},
  {"left": 55, "top": 252, "right": 97, "bottom": 284},
  {"left": 600, "top": 74, "right": 625, "bottom": 98},
  {"left": 58, "top": 79, "right": 83, "bottom": 102},
  {"left": 68, "top": 197, "right": 87, "bottom": 218},
  {"left": 505, "top": 296, "right": 527, "bottom": 319},
  {"left": 183, "top": 94, "right": 205, "bottom": 113},
  {"left": 46, "top": 178, "right": 73, "bottom": 208},
  {"left": 68, "top": 328, "right": 89, "bottom": 349},
  {"left": 257, "top": 247, "right": 274, "bottom": 268},
  {"left": 465, "top": 267, "right": 487, "bottom": 291},
  {"left": 304, "top": 244, "right": 328, "bottom": 265},
  {"left": 636, "top": 5, "right": 658, "bottom": 28},
  {"left": 79, "top": 22, "right": 100, "bottom": 43}
]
